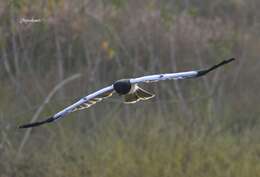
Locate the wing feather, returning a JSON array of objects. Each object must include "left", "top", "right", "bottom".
[
  {"left": 71, "top": 92, "right": 112, "bottom": 112},
  {"left": 130, "top": 58, "right": 235, "bottom": 84},
  {"left": 19, "top": 85, "right": 114, "bottom": 128}
]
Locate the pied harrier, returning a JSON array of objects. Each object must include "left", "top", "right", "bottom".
[{"left": 19, "top": 58, "right": 235, "bottom": 128}]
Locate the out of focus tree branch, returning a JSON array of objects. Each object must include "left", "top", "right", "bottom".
[{"left": 16, "top": 73, "right": 81, "bottom": 160}]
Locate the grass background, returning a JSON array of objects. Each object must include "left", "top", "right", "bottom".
[{"left": 0, "top": 0, "right": 260, "bottom": 176}]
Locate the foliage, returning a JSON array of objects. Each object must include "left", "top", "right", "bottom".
[{"left": 0, "top": 0, "right": 259, "bottom": 176}]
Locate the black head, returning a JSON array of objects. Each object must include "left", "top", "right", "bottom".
[{"left": 113, "top": 79, "right": 132, "bottom": 95}]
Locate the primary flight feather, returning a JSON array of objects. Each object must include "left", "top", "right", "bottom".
[{"left": 19, "top": 58, "right": 235, "bottom": 128}]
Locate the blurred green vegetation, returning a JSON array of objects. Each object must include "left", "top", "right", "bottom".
[{"left": 0, "top": 0, "right": 260, "bottom": 176}]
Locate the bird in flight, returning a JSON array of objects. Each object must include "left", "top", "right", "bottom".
[{"left": 19, "top": 58, "right": 235, "bottom": 128}]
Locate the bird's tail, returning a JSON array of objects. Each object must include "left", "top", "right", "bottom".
[{"left": 124, "top": 87, "right": 155, "bottom": 104}]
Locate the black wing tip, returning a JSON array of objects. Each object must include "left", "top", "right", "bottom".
[
  {"left": 223, "top": 58, "right": 236, "bottom": 63},
  {"left": 19, "top": 116, "right": 56, "bottom": 129},
  {"left": 19, "top": 123, "right": 35, "bottom": 129},
  {"left": 18, "top": 121, "right": 44, "bottom": 128},
  {"left": 197, "top": 58, "right": 236, "bottom": 77}
]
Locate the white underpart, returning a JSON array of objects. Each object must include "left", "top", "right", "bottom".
[{"left": 129, "top": 84, "right": 138, "bottom": 94}]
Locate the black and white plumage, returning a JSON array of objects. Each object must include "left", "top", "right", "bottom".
[{"left": 19, "top": 58, "right": 235, "bottom": 128}]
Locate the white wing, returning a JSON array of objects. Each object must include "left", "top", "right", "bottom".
[
  {"left": 130, "top": 71, "right": 198, "bottom": 84},
  {"left": 19, "top": 85, "right": 114, "bottom": 128},
  {"left": 130, "top": 58, "right": 235, "bottom": 84}
]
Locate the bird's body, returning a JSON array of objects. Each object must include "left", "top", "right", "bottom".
[
  {"left": 19, "top": 58, "right": 236, "bottom": 128},
  {"left": 113, "top": 79, "right": 154, "bottom": 103}
]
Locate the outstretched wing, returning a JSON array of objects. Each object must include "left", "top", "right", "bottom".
[
  {"left": 130, "top": 58, "right": 235, "bottom": 84},
  {"left": 19, "top": 85, "right": 114, "bottom": 128}
]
